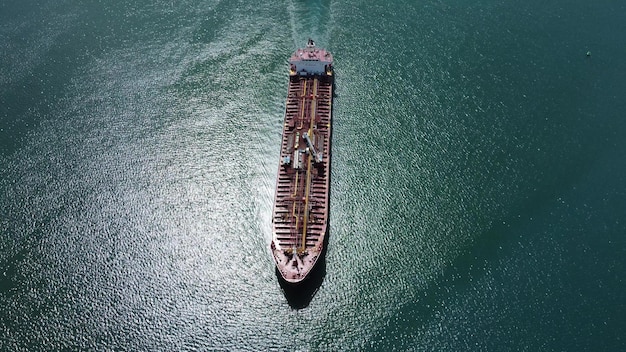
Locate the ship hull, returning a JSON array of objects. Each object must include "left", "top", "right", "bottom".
[{"left": 271, "top": 70, "right": 333, "bottom": 284}]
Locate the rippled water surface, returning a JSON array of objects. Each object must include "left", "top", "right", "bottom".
[{"left": 1, "top": 0, "right": 625, "bottom": 350}]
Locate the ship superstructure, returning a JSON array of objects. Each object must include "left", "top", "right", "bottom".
[{"left": 271, "top": 39, "right": 333, "bottom": 283}]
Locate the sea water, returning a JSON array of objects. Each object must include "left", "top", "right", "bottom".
[{"left": 1, "top": 0, "right": 625, "bottom": 350}]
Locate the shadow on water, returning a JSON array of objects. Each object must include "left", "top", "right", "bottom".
[{"left": 276, "top": 233, "right": 329, "bottom": 310}]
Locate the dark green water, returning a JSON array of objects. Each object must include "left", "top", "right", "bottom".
[{"left": 1, "top": 0, "right": 625, "bottom": 350}]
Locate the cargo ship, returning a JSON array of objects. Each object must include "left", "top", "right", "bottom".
[{"left": 271, "top": 39, "right": 333, "bottom": 284}]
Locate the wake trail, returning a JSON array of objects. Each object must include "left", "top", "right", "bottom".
[{"left": 286, "top": 0, "right": 333, "bottom": 48}]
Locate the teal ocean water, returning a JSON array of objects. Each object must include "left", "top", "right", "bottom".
[{"left": 1, "top": 0, "right": 625, "bottom": 350}]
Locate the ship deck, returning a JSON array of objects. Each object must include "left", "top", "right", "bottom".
[{"left": 271, "top": 75, "right": 333, "bottom": 283}]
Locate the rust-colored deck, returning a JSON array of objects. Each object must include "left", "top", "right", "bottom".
[{"left": 271, "top": 74, "right": 333, "bottom": 283}]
